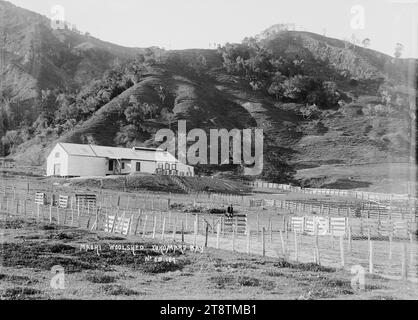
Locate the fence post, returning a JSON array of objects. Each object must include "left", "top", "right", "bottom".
[
  {"left": 110, "top": 211, "right": 118, "bottom": 233},
  {"left": 389, "top": 232, "right": 393, "bottom": 259},
  {"left": 142, "top": 215, "right": 148, "bottom": 238},
  {"left": 216, "top": 223, "right": 221, "bottom": 249},
  {"left": 401, "top": 243, "right": 408, "bottom": 281},
  {"left": 279, "top": 230, "right": 286, "bottom": 258},
  {"left": 161, "top": 216, "right": 165, "bottom": 240},
  {"left": 194, "top": 219, "right": 198, "bottom": 246},
  {"left": 172, "top": 219, "right": 177, "bottom": 241},
  {"left": 205, "top": 222, "right": 209, "bottom": 248},
  {"left": 71, "top": 207, "right": 74, "bottom": 226},
  {"left": 246, "top": 226, "right": 251, "bottom": 254},
  {"left": 212, "top": 215, "right": 215, "bottom": 236},
  {"left": 77, "top": 202, "right": 81, "bottom": 227},
  {"left": 134, "top": 212, "right": 141, "bottom": 235},
  {"left": 294, "top": 230, "right": 298, "bottom": 261},
  {"left": 63, "top": 207, "right": 68, "bottom": 225},
  {"left": 315, "top": 230, "right": 321, "bottom": 265},
  {"left": 369, "top": 240, "right": 374, "bottom": 274},
  {"left": 181, "top": 221, "right": 185, "bottom": 243},
  {"left": 339, "top": 235, "right": 345, "bottom": 268},
  {"left": 95, "top": 209, "right": 100, "bottom": 231},
  {"left": 409, "top": 232, "right": 414, "bottom": 263},
  {"left": 150, "top": 215, "right": 156, "bottom": 238},
  {"left": 232, "top": 225, "right": 236, "bottom": 252},
  {"left": 257, "top": 213, "right": 260, "bottom": 241},
  {"left": 262, "top": 227, "right": 266, "bottom": 257},
  {"left": 348, "top": 226, "right": 352, "bottom": 253}
]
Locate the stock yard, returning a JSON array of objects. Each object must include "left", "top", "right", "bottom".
[{"left": 1, "top": 171, "right": 418, "bottom": 300}]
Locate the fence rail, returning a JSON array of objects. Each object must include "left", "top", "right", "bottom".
[
  {"left": 248, "top": 181, "right": 416, "bottom": 202},
  {"left": 250, "top": 198, "right": 418, "bottom": 224}
]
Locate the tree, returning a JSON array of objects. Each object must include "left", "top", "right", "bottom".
[
  {"left": 268, "top": 72, "right": 286, "bottom": 100},
  {"left": 114, "top": 125, "right": 139, "bottom": 146},
  {"left": 124, "top": 96, "right": 144, "bottom": 127},
  {"left": 157, "top": 86, "right": 166, "bottom": 105},
  {"left": 1, "top": 130, "right": 23, "bottom": 153},
  {"left": 394, "top": 43, "right": 404, "bottom": 58},
  {"left": 350, "top": 33, "right": 360, "bottom": 50},
  {"left": 188, "top": 54, "right": 208, "bottom": 76},
  {"left": 39, "top": 89, "right": 58, "bottom": 126},
  {"left": 260, "top": 150, "right": 296, "bottom": 183},
  {"left": 281, "top": 75, "right": 309, "bottom": 100},
  {"left": 361, "top": 38, "right": 371, "bottom": 48},
  {"left": 300, "top": 104, "right": 320, "bottom": 120},
  {"left": 161, "top": 108, "right": 176, "bottom": 129}
]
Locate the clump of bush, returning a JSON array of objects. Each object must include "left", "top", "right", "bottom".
[
  {"left": 0, "top": 219, "right": 27, "bottom": 229},
  {"left": 86, "top": 273, "right": 116, "bottom": 284},
  {"left": 102, "top": 284, "right": 138, "bottom": 296},
  {"left": 0, "top": 287, "right": 43, "bottom": 300},
  {"left": 236, "top": 276, "right": 260, "bottom": 287},
  {"left": 49, "top": 243, "right": 75, "bottom": 253},
  {"left": 208, "top": 208, "right": 227, "bottom": 214},
  {"left": 209, "top": 275, "right": 235, "bottom": 289},
  {"left": 136, "top": 261, "right": 183, "bottom": 274}
]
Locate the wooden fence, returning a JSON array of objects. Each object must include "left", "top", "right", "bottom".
[
  {"left": 250, "top": 198, "right": 417, "bottom": 224},
  {"left": 1, "top": 192, "right": 417, "bottom": 283},
  {"left": 249, "top": 181, "right": 415, "bottom": 202}
]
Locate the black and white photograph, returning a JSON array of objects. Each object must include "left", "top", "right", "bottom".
[{"left": 0, "top": 0, "right": 417, "bottom": 306}]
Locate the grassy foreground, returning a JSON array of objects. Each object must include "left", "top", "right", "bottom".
[{"left": 1, "top": 217, "right": 418, "bottom": 300}]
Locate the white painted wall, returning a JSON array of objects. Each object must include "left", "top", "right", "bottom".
[
  {"left": 136, "top": 160, "right": 157, "bottom": 174},
  {"left": 46, "top": 144, "right": 69, "bottom": 176},
  {"left": 67, "top": 155, "right": 106, "bottom": 177}
]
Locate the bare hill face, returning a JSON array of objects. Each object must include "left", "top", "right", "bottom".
[
  {"left": 1, "top": 2, "right": 416, "bottom": 183},
  {"left": 0, "top": 0, "right": 143, "bottom": 101}
]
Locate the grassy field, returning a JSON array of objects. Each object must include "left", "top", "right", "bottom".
[
  {"left": 1, "top": 170, "right": 418, "bottom": 300},
  {"left": 1, "top": 217, "right": 418, "bottom": 300},
  {"left": 296, "top": 162, "right": 416, "bottom": 195}
]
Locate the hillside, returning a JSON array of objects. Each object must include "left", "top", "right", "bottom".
[
  {"left": 1, "top": 1, "right": 416, "bottom": 186},
  {"left": 0, "top": 0, "right": 144, "bottom": 101}
]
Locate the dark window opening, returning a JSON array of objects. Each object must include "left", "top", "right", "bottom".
[
  {"left": 136, "top": 162, "right": 141, "bottom": 172},
  {"left": 108, "top": 160, "right": 113, "bottom": 171}
]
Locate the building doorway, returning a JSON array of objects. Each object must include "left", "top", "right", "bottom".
[{"left": 54, "top": 164, "right": 61, "bottom": 176}]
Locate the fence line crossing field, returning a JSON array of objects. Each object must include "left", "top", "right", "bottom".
[{"left": 1, "top": 177, "right": 417, "bottom": 284}]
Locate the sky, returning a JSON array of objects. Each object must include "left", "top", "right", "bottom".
[{"left": 7, "top": 0, "right": 418, "bottom": 58}]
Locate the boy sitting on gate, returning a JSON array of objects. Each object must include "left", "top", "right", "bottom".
[{"left": 227, "top": 204, "right": 234, "bottom": 218}]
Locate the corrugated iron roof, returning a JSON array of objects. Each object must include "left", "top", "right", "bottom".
[
  {"left": 59, "top": 143, "right": 96, "bottom": 157},
  {"left": 58, "top": 143, "right": 180, "bottom": 163}
]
